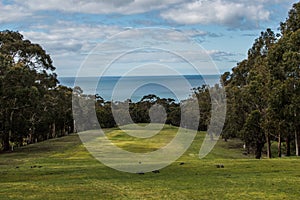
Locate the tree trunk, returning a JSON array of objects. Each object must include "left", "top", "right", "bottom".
[
  {"left": 47, "top": 124, "right": 51, "bottom": 140},
  {"left": 266, "top": 133, "right": 272, "bottom": 158},
  {"left": 278, "top": 134, "right": 282, "bottom": 157},
  {"left": 2, "top": 131, "right": 10, "bottom": 151},
  {"left": 62, "top": 122, "right": 66, "bottom": 136},
  {"left": 255, "top": 141, "right": 263, "bottom": 159},
  {"left": 3, "top": 110, "right": 15, "bottom": 151},
  {"left": 1, "top": 117, "right": 8, "bottom": 151},
  {"left": 73, "top": 120, "right": 76, "bottom": 133},
  {"left": 286, "top": 135, "right": 291, "bottom": 156},
  {"left": 28, "top": 131, "right": 32, "bottom": 144},
  {"left": 51, "top": 122, "right": 56, "bottom": 138},
  {"left": 296, "top": 130, "right": 300, "bottom": 156},
  {"left": 32, "top": 127, "right": 36, "bottom": 143}
]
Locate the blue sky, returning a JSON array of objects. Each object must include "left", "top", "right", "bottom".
[{"left": 0, "top": 0, "right": 298, "bottom": 77}]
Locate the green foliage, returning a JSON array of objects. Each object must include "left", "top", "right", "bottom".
[
  {"left": 92, "top": 87, "right": 212, "bottom": 132},
  {"left": 222, "top": 2, "right": 300, "bottom": 158},
  {"left": 0, "top": 31, "right": 74, "bottom": 151},
  {"left": 241, "top": 110, "right": 264, "bottom": 159},
  {"left": 280, "top": 2, "right": 300, "bottom": 34}
]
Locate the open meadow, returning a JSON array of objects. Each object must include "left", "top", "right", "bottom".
[
  {"left": 2, "top": 1, "right": 300, "bottom": 200},
  {"left": 0, "top": 125, "right": 299, "bottom": 199}
]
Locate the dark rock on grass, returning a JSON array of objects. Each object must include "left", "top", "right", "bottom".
[
  {"left": 152, "top": 170, "right": 160, "bottom": 173},
  {"left": 137, "top": 172, "right": 145, "bottom": 175},
  {"left": 179, "top": 162, "right": 185, "bottom": 165},
  {"left": 15, "top": 166, "right": 19, "bottom": 169},
  {"left": 30, "top": 165, "right": 42, "bottom": 169},
  {"left": 216, "top": 164, "right": 224, "bottom": 168}
]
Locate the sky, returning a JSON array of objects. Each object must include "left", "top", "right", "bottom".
[{"left": 0, "top": 0, "right": 298, "bottom": 77}]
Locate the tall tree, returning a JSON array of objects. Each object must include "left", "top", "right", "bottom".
[
  {"left": 268, "top": 2, "right": 300, "bottom": 156},
  {"left": 222, "top": 29, "right": 276, "bottom": 158},
  {"left": 0, "top": 30, "right": 58, "bottom": 151}
]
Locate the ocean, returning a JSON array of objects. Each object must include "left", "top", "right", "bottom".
[{"left": 58, "top": 75, "right": 220, "bottom": 102}]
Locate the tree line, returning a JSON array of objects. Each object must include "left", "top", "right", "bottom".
[
  {"left": 1, "top": 2, "right": 299, "bottom": 160},
  {"left": 72, "top": 85, "right": 213, "bottom": 132},
  {"left": 221, "top": 2, "right": 300, "bottom": 158},
  {"left": 0, "top": 31, "right": 74, "bottom": 151},
  {"left": 0, "top": 30, "right": 212, "bottom": 152}
]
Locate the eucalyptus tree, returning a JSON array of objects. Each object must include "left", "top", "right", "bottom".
[
  {"left": 0, "top": 30, "right": 58, "bottom": 150},
  {"left": 268, "top": 6, "right": 300, "bottom": 156},
  {"left": 221, "top": 28, "right": 276, "bottom": 158}
]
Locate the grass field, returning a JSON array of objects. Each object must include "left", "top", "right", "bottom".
[{"left": 0, "top": 125, "right": 299, "bottom": 199}]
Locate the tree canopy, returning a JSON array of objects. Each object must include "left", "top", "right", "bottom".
[
  {"left": 222, "top": 2, "right": 300, "bottom": 158},
  {"left": 0, "top": 30, "right": 73, "bottom": 151}
]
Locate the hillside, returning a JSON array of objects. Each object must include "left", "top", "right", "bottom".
[{"left": 0, "top": 125, "right": 299, "bottom": 199}]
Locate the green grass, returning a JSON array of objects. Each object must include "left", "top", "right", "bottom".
[{"left": 0, "top": 125, "right": 299, "bottom": 199}]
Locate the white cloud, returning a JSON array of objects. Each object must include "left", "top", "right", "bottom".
[
  {"left": 206, "top": 49, "right": 239, "bottom": 62},
  {"left": 20, "top": 22, "right": 124, "bottom": 76},
  {"left": 15, "top": 0, "right": 185, "bottom": 15},
  {"left": 2, "top": 0, "right": 296, "bottom": 29},
  {"left": 0, "top": 2, "right": 31, "bottom": 23},
  {"left": 161, "top": 0, "right": 271, "bottom": 28},
  {"left": 21, "top": 21, "right": 123, "bottom": 55},
  {"left": 20, "top": 25, "right": 219, "bottom": 76},
  {"left": 2, "top": 0, "right": 296, "bottom": 76}
]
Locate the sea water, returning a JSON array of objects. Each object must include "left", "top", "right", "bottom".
[{"left": 58, "top": 75, "right": 220, "bottom": 102}]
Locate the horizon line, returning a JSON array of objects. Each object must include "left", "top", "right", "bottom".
[{"left": 58, "top": 74, "right": 221, "bottom": 78}]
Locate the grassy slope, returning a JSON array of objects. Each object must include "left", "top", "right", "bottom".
[{"left": 0, "top": 125, "right": 299, "bottom": 200}]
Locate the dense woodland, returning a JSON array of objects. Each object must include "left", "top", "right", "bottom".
[
  {"left": 221, "top": 2, "right": 300, "bottom": 158},
  {"left": 72, "top": 86, "right": 212, "bottom": 131},
  {"left": 1, "top": 2, "right": 300, "bottom": 159},
  {"left": 0, "top": 31, "right": 74, "bottom": 151}
]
